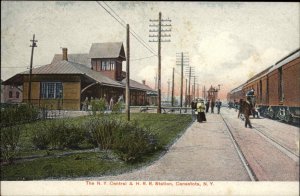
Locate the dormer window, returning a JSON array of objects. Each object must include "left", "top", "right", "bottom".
[
  {"left": 89, "top": 42, "right": 126, "bottom": 80},
  {"left": 101, "top": 60, "right": 115, "bottom": 71},
  {"left": 92, "top": 59, "right": 101, "bottom": 71},
  {"left": 101, "top": 61, "right": 108, "bottom": 70}
]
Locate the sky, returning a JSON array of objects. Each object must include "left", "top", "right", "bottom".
[{"left": 1, "top": 1, "right": 299, "bottom": 100}]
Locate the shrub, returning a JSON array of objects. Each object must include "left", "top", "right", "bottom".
[
  {"left": 84, "top": 117, "right": 158, "bottom": 162},
  {"left": 32, "top": 126, "right": 50, "bottom": 150},
  {"left": 112, "top": 102, "right": 123, "bottom": 114},
  {"left": 112, "top": 120, "right": 157, "bottom": 162},
  {"left": 0, "top": 103, "right": 39, "bottom": 127},
  {"left": 90, "top": 98, "right": 107, "bottom": 115},
  {"left": 32, "top": 120, "right": 85, "bottom": 150},
  {"left": 84, "top": 116, "right": 118, "bottom": 150},
  {"left": 63, "top": 122, "right": 85, "bottom": 149},
  {"left": 1, "top": 125, "right": 21, "bottom": 164}
]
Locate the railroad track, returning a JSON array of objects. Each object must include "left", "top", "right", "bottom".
[
  {"left": 220, "top": 113, "right": 299, "bottom": 181},
  {"left": 220, "top": 114, "right": 257, "bottom": 181},
  {"left": 251, "top": 126, "right": 299, "bottom": 163}
]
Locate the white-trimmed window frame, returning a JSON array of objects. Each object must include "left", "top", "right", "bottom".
[{"left": 41, "top": 82, "right": 63, "bottom": 99}]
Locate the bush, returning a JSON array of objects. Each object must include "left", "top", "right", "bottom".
[
  {"left": 0, "top": 103, "right": 39, "bottom": 127},
  {"left": 32, "top": 125, "right": 50, "bottom": 150},
  {"left": 112, "top": 120, "right": 157, "bottom": 162},
  {"left": 84, "top": 117, "right": 158, "bottom": 162},
  {"left": 1, "top": 125, "right": 21, "bottom": 164},
  {"left": 90, "top": 98, "right": 107, "bottom": 115},
  {"left": 112, "top": 102, "right": 123, "bottom": 114},
  {"left": 32, "top": 120, "right": 85, "bottom": 150},
  {"left": 84, "top": 116, "right": 118, "bottom": 150}
]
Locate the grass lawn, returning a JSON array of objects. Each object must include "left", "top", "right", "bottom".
[{"left": 1, "top": 113, "right": 192, "bottom": 180}]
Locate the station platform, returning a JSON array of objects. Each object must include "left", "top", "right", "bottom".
[{"left": 75, "top": 108, "right": 299, "bottom": 181}]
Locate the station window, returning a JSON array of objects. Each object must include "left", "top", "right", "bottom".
[
  {"left": 91, "top": 60, "right": 96, "bottom": 70},
  {"left": 9, "top": 91, "right": 13, "bottom": 98},
  {"left": 96, "top": 59, "right": 101, "bottom": 71},
  {"left": 41, "top": 82, "right": 63, "bottom": 99},
  {"left": 16, "top": 92, "right": 20, "bottom": 99},
  {"left": 278, "top": 68, "right": 283, "bottom": 102},
  {"left": 101, "top": 60, "right": 115, "bottom": 71},
  {"left": 259, "top": 80, "right": 262, "bottom": 102},
  {"left": 101, "top": 61, "right": 108, "bottom": 71}
]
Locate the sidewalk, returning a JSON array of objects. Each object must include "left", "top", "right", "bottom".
[{"left": 77, "top": 113, "right": 250, "bottom": 181}]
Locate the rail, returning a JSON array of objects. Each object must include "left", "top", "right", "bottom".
[
  {"left": 220, "top": 113, "right": 257, "bottom": 181},
  {"left": 130, "top": 106, "right": 193, "bottom": 113}
]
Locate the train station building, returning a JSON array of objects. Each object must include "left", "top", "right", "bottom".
[{"left": 3, "top": 42, "right": 157, "bottom": 110}]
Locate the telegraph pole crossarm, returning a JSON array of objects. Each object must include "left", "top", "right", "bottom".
[
  {"left": 28, "top": 34, "right": 38, "bottom": 104},
  {"left": 149, "top": 12, "right": 172, "bottom": 113},
  {"left": 126, "top": 24, "right": 130, "bottom": 121}
]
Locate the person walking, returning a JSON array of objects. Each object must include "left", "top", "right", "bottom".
[
  {"left": 109, "top": 97, "right": 114, "bottom": 110},
  {"left": 237, "top": 99, "right": 244, "bottom": 119},
  {"left": 191, "top": 99, "right": 197, "bottom": 121},
  {"left": 205, "top": 99, "right": 210, "bottom": 113},
  {"left": 244, "top": 99, "right": 253, "bottom": 128},
  {"left": 196, "top": 98, "right": 206, "bottom": 122},
  {"left": 216, "top": 99, "right": 222, "bottom": 114},
  {"left": 211, "top": 100, "right": 215, "bottom": 113},
  {"left": 82, "top": 97, "right": 89, "bottom": 111}
]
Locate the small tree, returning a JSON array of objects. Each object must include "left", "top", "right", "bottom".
[
  {"left": 1, "top": 125, "right": 21, "bottom": 164},
  {"left": 91, "top": 98, "right": 107, "bottom": 115}
]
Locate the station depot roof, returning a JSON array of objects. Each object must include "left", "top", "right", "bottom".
[
  {"left": 3, "top": 60, "right": 155, "bottom": 92},
  {"left": 4, "top": 42, "right": 155, "bottom": 92}
]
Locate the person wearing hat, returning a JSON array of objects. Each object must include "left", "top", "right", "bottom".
[
  {"left": 196, "top": 98, "right": 207, "bottom": 122},
  {"left": 216, "top": 99, "right": 222, "bottom": 114},
  {"left": 191, "top": 99, "right": 197, "bottom": 121}
]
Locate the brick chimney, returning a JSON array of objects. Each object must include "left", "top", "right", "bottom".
[
  {"left": 62, "top": 48, "right": 68, "bottom": 61},
  {"left": 142, "top": 80, "right": 146, "bottom": 85}
]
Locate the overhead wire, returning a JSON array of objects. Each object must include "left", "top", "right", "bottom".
[
  {"left": 102, "top": 1, "right": 157, "bottom": 56},
  {"left": 96, "top": 1, "right": 157, "bottom": 57}
]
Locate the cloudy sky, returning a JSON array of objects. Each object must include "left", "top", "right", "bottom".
[{"left": 1, "top": 1, "right": 299, "bottom": 99}]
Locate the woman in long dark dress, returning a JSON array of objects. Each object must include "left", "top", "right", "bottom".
[{"left": 196, "top": 99, "right": 206, "bottom": 122}]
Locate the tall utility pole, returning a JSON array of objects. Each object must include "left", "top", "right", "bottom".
[
  {"left": 149, "top": 12, "right": 171, "bottom": 113},
  {"left": 188, "top": 67, "right": 191, "bottom": 104},
  {"left": 197, "top": 83, "right": 199, "bottom": 98},
  {"left": 185, "top": 78, "right": 188, "bottom": 108},
  {"left": 171, "top": 67, "right": 174, "bottom": 106},
  {"left": 193, "top": 75, "right": 199, "bottom": 99},
  {"left": 176, "top": 52, "right": 189, "bottom": 111},
  {"left": 184, "top": 66, "right": 194, "bottom": 106},
  {"left": 154, "top": 74, "right": 157, "bottom": 90},
  {"left": 28, "top": 34, "right": 38, "bottom": 104},
  {"left": 126, "top": 24, "right": 130, "bottom": 121},
  {"left": 193, "top": 76, "right": 197, "bottom": 100},
  {"left": 167, "top": 79, "right": 170, "bottom": 104}
]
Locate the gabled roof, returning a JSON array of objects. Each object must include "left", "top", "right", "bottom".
[
  {"left": 52, "top": 53, "right": 91, "bottom": 67},
  {"left": 121, "top": 78, "right": 155, "bottom": 92},
  {"left": 4, "top": 60, "right": 156, "bottom": 92},
  {"left": 89, "top": 42, "right": 126, "bottom": 60},
  {"left": 4, "top": 60, "right": 123, "bottom": 88}
]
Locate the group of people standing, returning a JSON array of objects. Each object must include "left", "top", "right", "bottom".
[
  {"left": 82, "top": 95, "right": 124, "bottom": 112},
  {"left": 191, "top": 98, "right": 222, "bottom": 123},
  {"left": 205, "top": 99, "right": 222, "bottom": 114}
]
